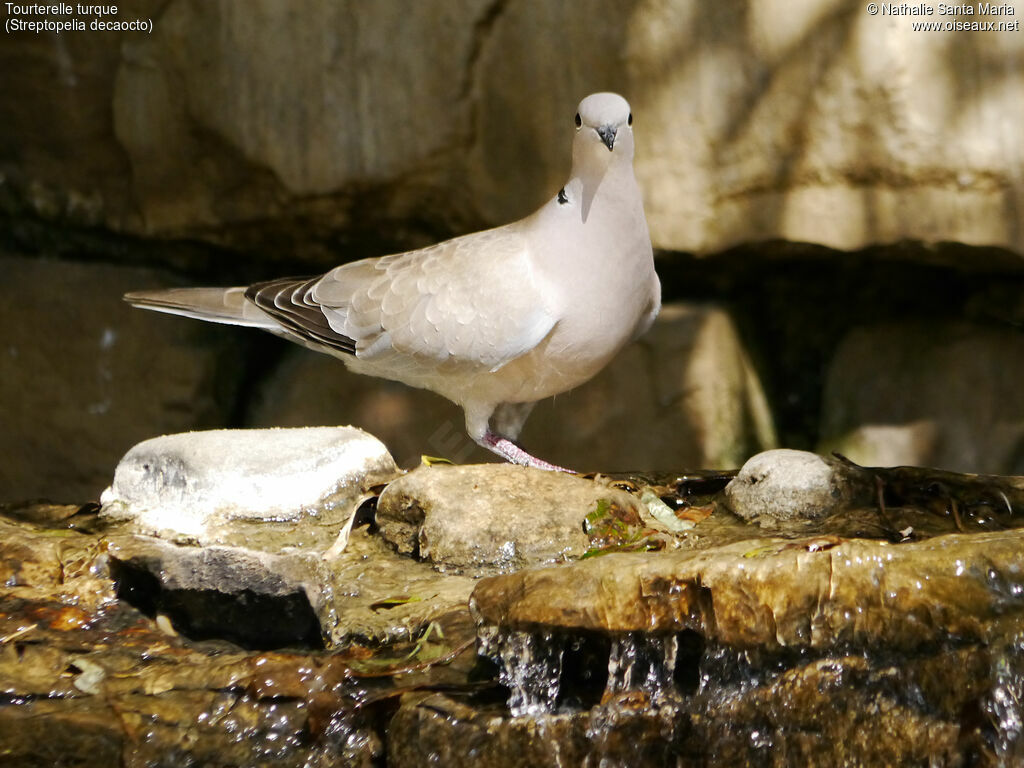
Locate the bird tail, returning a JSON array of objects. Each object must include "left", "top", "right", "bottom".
[{"left": 123, "top": 286, "right": 279, "bottom": 329}]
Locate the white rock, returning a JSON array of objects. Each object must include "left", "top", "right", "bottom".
[
  {"left": 723, "top": 449, "right": 871, "bottom": 522},
  {"left": 100, "top": 426, "right": 398, "bottom": 538}
]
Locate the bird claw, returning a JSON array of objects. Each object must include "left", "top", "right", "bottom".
[{"left": 480, "top": 432, "right": 576, "bottom": 473}]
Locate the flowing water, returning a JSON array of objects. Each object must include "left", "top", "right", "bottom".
[{"left": 986, "top": 633, "right": 1024, "bottom": 766}]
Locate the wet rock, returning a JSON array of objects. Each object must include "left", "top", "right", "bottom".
[
  {"left": 107, "top": 538, "right": 328, "bottom": 649},
  {"left": 388, "top": 692, "right": 689, "bottom": 768},
  {"left": 819, "top": 321, "right": 1024, "bottom": 474},
  {"left": 388, "top": 657, "right": 973, "bottom": 768},
  {"left": 0, "top": 255, "right": 248, "bottom": 503},
  {"left": 0, "top": 511, "right": 115, "bottom": 610},
  {"left": 99, "top": 426, "right": 399, "bottom": 540},
  {"left": 0, "top": 590, "right": 393, "bottom": 767},
  {"left": 0, "top": 502, "right": 484, "bottom": 766},
  {"left": 390, "top": 627, "right": 1008, "bottom": 766},
  {"left": 376, "top": 464, "right": 647, "bottom": 573},
  {"left": 7, "top": 461, "right": 1024, "bottom": 763},
  {"left": 722, "top": 449, "right": 872, "bottom": 522},
  {"left": 460, "top": 513, "right": 1024, "bottom": 762},
  {"left": 471, "top": 529, "right": 1024, "bottom": 650},
  {"left": 689, "top": 645, "right": 975, "bottom": 767},
  {"left": 105, "top": 527, "right": 479, "bottom": 650},
  {"left": 94, "top": 426, "right": 482, "bottom": 649},
  {"left": 251, "top": 303, "right": 776, "bottom": 472}
]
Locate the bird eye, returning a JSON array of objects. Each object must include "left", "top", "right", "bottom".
[
  {"left": 574, "top": 112, "right": 582, "bottom": 128},
  {"left": 628, "top": 112, "right": 633, "bottom": 126}
]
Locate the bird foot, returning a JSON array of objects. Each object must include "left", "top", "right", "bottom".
[{"left": 480, "top": 431, "right": 575, "bottom": 473}]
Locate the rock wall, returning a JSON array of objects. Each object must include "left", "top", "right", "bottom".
[
  {"left": 2, "top": 0, "right": 1022, "bottom": 254},
  {"left": 1, "top": 1, "right": 1023, "bottom": 500},
  {"left": 0, "top": 256, "right": 250, "bottom": 502}
]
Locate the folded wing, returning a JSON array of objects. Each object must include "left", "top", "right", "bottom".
[{"left": 250, "top": 226, "right": 558, "bottom": 374}]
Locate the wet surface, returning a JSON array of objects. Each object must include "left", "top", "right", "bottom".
[{"left": 4, "top": 457, "right": 1024, "bottom": 765}]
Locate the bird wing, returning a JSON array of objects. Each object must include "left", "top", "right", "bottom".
[{"left": 252, "top": 226, "right": 557, "bottom": 373}]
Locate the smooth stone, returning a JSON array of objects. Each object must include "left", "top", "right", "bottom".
[
  {"left": 100, "top": 426, "right": 399, "bottom": 540},
  {"left": 375, "top": 464, "right": 646, "bottom": 573},
  {"left": 91, "top": 427, "right": 485, "bottom": 650},
  {"left": 95, "top": 427, "right": 487, "bottom": 649},
  {"left": 722, "top": 448, "right": 871, "bottom": 522}
]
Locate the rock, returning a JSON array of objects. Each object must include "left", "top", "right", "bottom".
[
  {"left": 818, "top": 321, "right": 1024, "bottom": 474},
  {"left": 0, "top": 563, "right": 396, "bottom": 766},
  {"left": 0, "top": 254, "right": 248, "bottom": 503},
  {"left": 104, "top": 518, "right": 479, "bottom": 649},
  {"left": 460, "top": 522, "right": 1024, "bottom": 764},
  {"left": 0, "top": 510, "right": 115, "bottom": 611},
  {"left": 100, "top": 426, "right": 399, "bottom": 540},
  {"left": 105, "top": 530, "right": 479, "bottom": 649},
  {"left": 6, "top": 462, "right": 1024, "bottom": 764},
  {"left": 107, "top": 537, "right": 329, "bottom": 648},
  {"left": 388, "top": 656, "right": 970, "bottom": 768},
  {"left": 4, "top": 2, "right": 1022, "bottom": 255},
  {"left": 470, "top": 528, "right": 1024, "bottom": 650},
  {"left": 388, "top": 692, "right": 691, "bottom": 768},
  {"left": 376, "top": 464, "right": 647, "bottom": 573},
  {"left": 628, "top": 1, "right": 1024, "bottom": 255},
  {"left": 96, "top": 426, "right": 482, "bottom": 648},
  {"left": 250, "top": 303, "right": 776, "bottom": 472},
  {"left": 721, "top": 448, "right": 871, "bottom": 522}
]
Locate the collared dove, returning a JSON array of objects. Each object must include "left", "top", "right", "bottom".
[{"left": 126, "top": 92, "right": 660, "bottom": 471}]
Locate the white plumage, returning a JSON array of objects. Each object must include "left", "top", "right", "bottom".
[{"left": 126, "top": 92, "right": 660, "bottom": 471}]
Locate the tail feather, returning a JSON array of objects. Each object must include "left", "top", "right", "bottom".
[{"left": 123, "top": 286, "right": 278, "bottom": 329}]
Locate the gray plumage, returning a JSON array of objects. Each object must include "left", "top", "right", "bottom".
[{"left": 126, "top": 92, "right": 660, "bottom": 471}]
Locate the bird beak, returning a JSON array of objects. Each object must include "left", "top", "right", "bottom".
[{"left": 596, "top": 124, "right": 617, "bottom": 152}]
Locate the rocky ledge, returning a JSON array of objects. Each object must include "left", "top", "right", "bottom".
[{"left": 2, "top": 429, "right": 1023, "bottom": 766}]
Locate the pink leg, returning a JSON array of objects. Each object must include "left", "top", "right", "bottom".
[{"left": 480, "top": 431, "right": 576, "bottom": 473}]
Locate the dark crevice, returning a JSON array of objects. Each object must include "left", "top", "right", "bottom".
[
  {"left": 658, "top": 242, "right": 1024, "bottom": 450},
  {"left": 458, "top": 0, "right": 510, "bottom": 102},
  {"left": 556, "top": 630, "right": 612, "bottom": 710},
  {"left": 110, "top": 558, "right": 324, "bottom": 651}
]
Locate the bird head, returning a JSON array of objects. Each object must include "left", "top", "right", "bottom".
[{"left": 571, "top": 92, "right": 634, "bottom": 168}]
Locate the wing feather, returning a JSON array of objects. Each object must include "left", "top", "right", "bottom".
[
  {"left": 240, "top": 225, "right": 556, "bottom": 374},
  {"left": 311, "top": 225, "right": 556, "bottom": 370}
]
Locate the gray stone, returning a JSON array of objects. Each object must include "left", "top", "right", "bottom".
[
  {"left": 100, "top": 426, "right": 398, "bottom": 541},
  {"left": 818, "top": 321, "right": 1024, "bottom": 474},
  {"left": 0, "top": 255, "right": 247, "bottom": 503},
  {"left": 722, "top": 449, "right": 870, "bottom": 522},
  {"left": 376, "top": 464, "right": 645, "bottom": 573}
]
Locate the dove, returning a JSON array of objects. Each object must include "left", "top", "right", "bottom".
[{"left": 125, "top": 92, "right": 660, "bottom": 472}]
